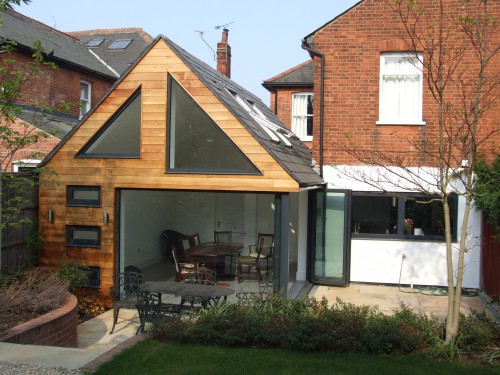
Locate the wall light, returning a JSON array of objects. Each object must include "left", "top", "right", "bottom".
[
  {"left": 103, "top": 211, "right": 109, "bottom": 225},
  {"left": 48, "top": 208, "right": 54, "bottom": 223},
  {"left": 392, "top": 197, "right": 397, "bottom": 207}
]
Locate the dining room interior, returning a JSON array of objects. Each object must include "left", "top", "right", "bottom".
[{"left": 118, "top": 189, "right": 279, "bottom": 297}]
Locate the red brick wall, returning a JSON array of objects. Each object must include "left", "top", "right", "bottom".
[
  {"left": 0, "top": 293, "right": 78, "bottom": 347},
  {"left": 310, "top": 0, "right": 499, "bottom": 166},
  {"left": 1, "top": 50, "right": 114, "bottom": 117},
  {"left": 0, "top": 119, "right": 62, "bottom": 171}
]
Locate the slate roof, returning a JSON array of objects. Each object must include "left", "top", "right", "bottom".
[
  {"left": 0, "top": 10, "right": 118, "bottom": 79},
  {"left": 162, "top": 37, "right": 323, "bottom": 188},
  {"left": 17, "top": 105, "right": 78, "bottom": 140},
  {"left": 69, "top": 28, "right": 153, "bottom": 76},
  {"left": 41, "top": 36, "right": 324, "bottom": 188},
  {"left": 262, "top": 60, "right": 313, "bottom": 90}
]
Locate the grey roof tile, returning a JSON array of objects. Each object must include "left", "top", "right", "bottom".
[
  {"left": 69, "top": 29, "right": 152, "bottom": 75},
  {"left": 0, "top": 10, "right": 118, "bottom": 79},
  {"left": 160, "top": 36, "right": 323, "bottom": 187}
]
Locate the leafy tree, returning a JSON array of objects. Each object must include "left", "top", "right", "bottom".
[
  {"left": 333, "top": 0, "right": 499, "bottom": 350},
  {"left": 474, "top": 156, "right": 500, "bottom": 236},
  {"left": 0, "top": 0, "right": 73, "bottom": 269}
]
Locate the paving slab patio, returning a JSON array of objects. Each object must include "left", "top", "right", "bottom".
[{"left": 312, "top": 283, "right": 487, "bottom": 319}]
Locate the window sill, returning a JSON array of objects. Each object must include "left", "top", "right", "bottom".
[
  {"left": 376, "top": 120, "right": 426, "bottom": 126},
  {"left": 351, "top": 233, "right": 456, "bottom": 242},
  {"left": 299, "top": 136, "right": 313, "bottom": 142}
]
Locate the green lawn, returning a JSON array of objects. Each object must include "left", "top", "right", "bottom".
[{"left": 92, "top": 339, "right": 500, "bottom": 375}]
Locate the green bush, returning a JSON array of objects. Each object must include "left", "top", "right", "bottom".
[
  {"left": 150, "top": 293, "right": 498, "bottom": 359},
  {"left": 58, "top": 264, "right": 89, "bottom": 291}
]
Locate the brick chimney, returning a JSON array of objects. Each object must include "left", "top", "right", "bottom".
[{"left": 217, "top": 28, "right": 231, "bottom": 78}]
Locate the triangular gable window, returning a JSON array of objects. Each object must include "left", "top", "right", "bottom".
[
  {"left": 167, "top": 75, "right": 259, "bottom": 174},
  {"left": 78, "top": 89, "right": 141, "bottom": 158}
]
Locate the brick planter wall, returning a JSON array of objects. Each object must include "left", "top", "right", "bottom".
[{"left": 0, "top": 292, "right": 78, "bottom": 347}]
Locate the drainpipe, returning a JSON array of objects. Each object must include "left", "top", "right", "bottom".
[{"left": 301, "top": 38, "right": 324, "bottom": 178}]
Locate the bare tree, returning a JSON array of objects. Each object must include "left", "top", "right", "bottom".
[{"left": 333, "top": 0, "right": 499, "bottom": 349}]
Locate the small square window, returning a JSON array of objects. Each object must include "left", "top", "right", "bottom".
[
  {"left": 108, "top": 39, "right": 132, "bottom": 50},
  {"left": 85, "top": 38, "right": 104, "bottom": 47},
  {"left": 67, "top": 186, "right": 101, "bottom": 207},
  {"left": 81, "top": 266, "right": 101, "bottom": 288},
  {"left": 66, "top": 226, "right": 101, "bottom": 248}
]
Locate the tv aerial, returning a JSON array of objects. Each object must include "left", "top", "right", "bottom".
[
  {"left": 215, "top": 21, "right": 235, "bottom": 30},
  {"left": 194, "top": 30, "right": 216, "bottom": 60}
]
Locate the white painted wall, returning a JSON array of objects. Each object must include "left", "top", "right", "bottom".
[{"left": 324, "top": 165, "right": 482, "bottom": 288}]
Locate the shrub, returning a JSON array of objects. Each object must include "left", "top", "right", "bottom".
[
  {"left": 58, "top": 264, "right": 89, "bottom": 291},
  {"left": 150, "top": 293, "right": 499, "bottom": 360},
  {"left": 0, "top": 267, "right": 68, "bottom": 330}
]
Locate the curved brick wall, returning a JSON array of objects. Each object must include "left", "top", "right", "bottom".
[{"left": 0, "top": 292, "right": 78, "bottom": 347}]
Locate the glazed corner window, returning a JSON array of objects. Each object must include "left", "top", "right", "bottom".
[
  {"left": 67, "top": 186, "right": 101, "bottom": 207},
  {"left": 351, "top": 193, "right": 457, "bottom": 240},
  {"left": 66, "top": 226, "right": 101, "bottom": 248},
  {"left": 108, "top": 39, "right": 132, "bottom": 49},
  {"left": 377, "top": 52, "right": 425, "bottom": 125},
  {"left": 80, "top": 80, "right": 91, "bottom": 119},
  {"left": 291, "top": 93, "right": 313, "bottom": 140}
]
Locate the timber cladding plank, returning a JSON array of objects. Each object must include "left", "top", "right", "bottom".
[{"left": 39, "top": 38, "right": 301, "bottom": 296}]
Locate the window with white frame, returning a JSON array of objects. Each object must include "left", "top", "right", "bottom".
[
  {"left": 80, "top": 80, "right": 91, "bottom": 119},
  {"left": 377, "top": 52, "right": 424, "bottom": 125},
  {"left": 292, "top": 93, "right": 313, "bottom": 140}
]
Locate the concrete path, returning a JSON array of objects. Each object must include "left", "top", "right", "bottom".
[{"left": 0, "top": 309, "right": 140, "bottom": 370}]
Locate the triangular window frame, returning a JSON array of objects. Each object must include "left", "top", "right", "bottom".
[
  {"left": 166, "top": 75, "right": 260, "bottom": 175},
  {"left": 77, "top": 87, "right": 142, "bottom": 158}
]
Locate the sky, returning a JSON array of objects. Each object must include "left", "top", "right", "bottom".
[{"left": 16, "top": 0, "right": 360, "bottom": 104}]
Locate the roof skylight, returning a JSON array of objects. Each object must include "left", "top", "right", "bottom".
[
  {"left": 85, "top": 38, "right": 104, "bottom": 47},
  {"left": 108, "top": 39, "right": 132, "bottom": 50}
]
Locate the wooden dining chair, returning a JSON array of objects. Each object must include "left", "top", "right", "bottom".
[
  {"left": 214, "top": 230, "right": 232, "bottom": 243},
  {"left": 172, "top": 247, "right": 198, "bottom": 282},
  {"left": 248, "top": 233, "right": 274, "bottom": 271},
  {"left": 236, "top": 235, "right": 264, "bottom": 282}
]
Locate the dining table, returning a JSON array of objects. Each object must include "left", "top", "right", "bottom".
[
  {"left": 140, "top": 280, "right": 235, "bottom": 308},
  {"left": 186, "top": 242, "right": 243, "bottom": 276}
]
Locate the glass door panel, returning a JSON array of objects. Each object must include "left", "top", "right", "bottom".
[{"left": 311, "top": 190, "right": 350, "bottom": 285}]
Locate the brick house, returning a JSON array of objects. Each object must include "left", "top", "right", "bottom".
[
  {"left": 264, "top": 0, "right": 499, "bottom": 290},
  {"left": 0, "top": 11, "right": 153, "bottom": 172}
]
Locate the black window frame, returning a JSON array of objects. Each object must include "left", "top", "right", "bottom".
[
  {"left": 351, "top": 192, "right": 458, "bottom": 242},
  {"left": 66, "top": 225, "right": 101, "bottom": 248},
  {"left": 80, "top": 266, "right": 101, "bottom": 288},
  {"left": 66, "top": 186, "right": 101, "bottom": 207},
  {"left": 77, "top": 88, "right": 141, "bottom": 158}
]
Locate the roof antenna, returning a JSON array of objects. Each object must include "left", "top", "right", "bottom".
[
  {"left": 215, "top": 21, "right": 235, "bottom": 30},
  {"left": 194, "top": 30, "right": 216, "bottom": 61}
]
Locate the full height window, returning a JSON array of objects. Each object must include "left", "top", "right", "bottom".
[
  {"left": 80, "top": 81, "right": 91, "bottom": 119},
  {"left": 291, "top": 93, "right": 313, "bottom": 140},
  {"left": 377, "top": 52, "right": 424, "bottom": 125}
]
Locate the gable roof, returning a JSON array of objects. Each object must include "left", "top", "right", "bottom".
[
  {"left": 69, "top": 28, "right": 153, "bottom": 75},
  {"left": 304, "top": 0, "right": 364, "bottom": 40},
  {"left": 161, "top": 36, "right": 322, "bottom": 188},
  {"left": 0, "top": 10, "right": 118, "bottom": 79},
  {"left": 262, "top": 60, "right": 313, "bottom": 90},
  {"left": 41, "top": 35, "right": 323, "bottom": 188}
]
